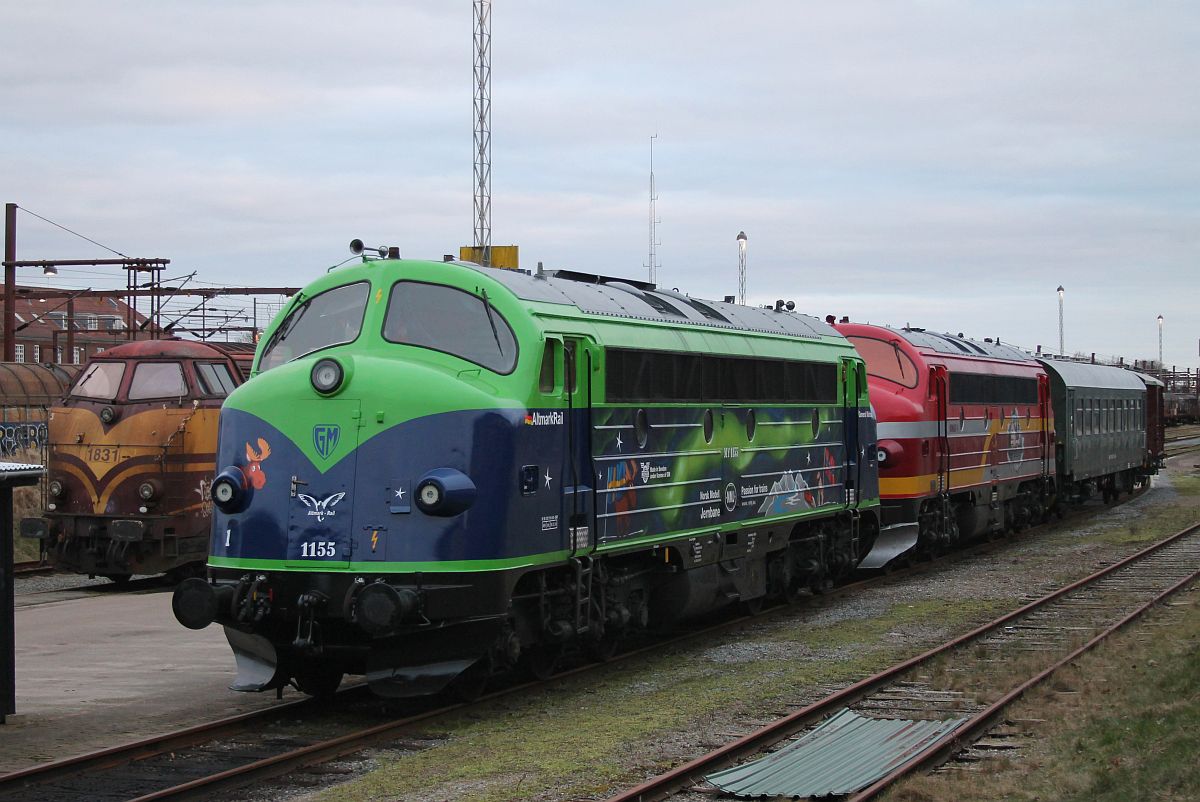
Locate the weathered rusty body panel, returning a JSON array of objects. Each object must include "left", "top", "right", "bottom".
[{"left": 35, "top": 339, "right": 250, "bottom": 579}]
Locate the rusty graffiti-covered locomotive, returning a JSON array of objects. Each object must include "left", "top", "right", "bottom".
[{"left": 22, "top": 339, "right": 255, "bottom": 581}]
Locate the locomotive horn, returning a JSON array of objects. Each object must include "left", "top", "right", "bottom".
[{"left": 350, "top": 239, "right": 388, "bottom": 258}]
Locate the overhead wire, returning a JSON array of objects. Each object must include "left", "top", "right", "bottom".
[{"left": 17, "top": 207, "right": 130, "bottom": 259}]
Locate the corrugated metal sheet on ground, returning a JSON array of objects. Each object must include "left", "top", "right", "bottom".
[{"left": 705, "top": 707, "right": 968, "bottom": 799}]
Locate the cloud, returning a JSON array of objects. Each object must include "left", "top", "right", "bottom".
[{"left": 0, "top": 1, "right": 1196, "bottom": 366}]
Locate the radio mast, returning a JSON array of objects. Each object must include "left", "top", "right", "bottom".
[
  {"left": 473, "top": 0, "right": 492, "bottom": 266},
  {"left": 645, "top": 135, "right": 661, "bottom": 284}
]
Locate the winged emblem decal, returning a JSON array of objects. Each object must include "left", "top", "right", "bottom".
[{"left": 298, "top": 492, "right": 347, "bottom": 522}]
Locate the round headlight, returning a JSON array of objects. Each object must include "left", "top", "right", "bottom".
[
  {"left": 876, "top": 439, "right": 903, "bottom": 468},
  {"left": 138, "top": 481, "right": 157, "bottom": 501},
  {"left": 213, "top": 479, "right": 236, "bottom": 505},
  {"left": 311, "top": 358, "right": 344, "bottom": 395},
  {"left": 48, "top": 479, "right": 65, "bottom": 497},
  {"left": 100, "top": 406, "right": 118, "bottom": 424},
  {"left": 414, "top": 468, "right": 477, "bottom": 516},
  {"left": 418, "top": 482, "right": 442, "bottom": 509},
  {"left": 211, "top": 466, "right": 252, "bottom": 514}
]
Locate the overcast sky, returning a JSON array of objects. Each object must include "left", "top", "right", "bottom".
[{"left": 2, "top": 2, "right": 1196, "bottom": 367}]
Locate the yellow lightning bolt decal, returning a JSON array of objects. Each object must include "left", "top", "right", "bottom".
[
  {"left": 375, "top": 288, "right": 383, "bottom": 304},
  {"left": 371, "top": 529, "right": 379, "bottom": 552}
]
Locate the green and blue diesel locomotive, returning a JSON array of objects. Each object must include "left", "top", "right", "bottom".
[{"left": 173, "top": 257, "right": 881, "bottom": 697}]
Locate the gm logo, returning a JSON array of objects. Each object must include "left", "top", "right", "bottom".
[
  {"left": 313, "top": 424, "right": 341, "bottom": 460},
  {"left": 724, "top": 482, "right": 738, "bottom": 512}
]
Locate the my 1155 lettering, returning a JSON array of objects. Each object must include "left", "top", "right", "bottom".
[{"left": 300, "top": 541, "right": 337, "bottom": 558}]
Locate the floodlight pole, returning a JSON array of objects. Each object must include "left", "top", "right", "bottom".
[
  {"left": 737, "top": 231, "right": 748, "bottom": 306},
  {"left": 1057, "top": 285, "right": 1064, "bottom": 355},
  {"left": 1158, "top": 314, "right": 1164, "bottom": 370}
]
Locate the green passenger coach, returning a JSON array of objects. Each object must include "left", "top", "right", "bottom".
[
  {"left": 173, "top": 257, "right": 882, "bottom": 698},
  {"left": 1037, "top": 358, "right": 1154, "bottom": 503}
]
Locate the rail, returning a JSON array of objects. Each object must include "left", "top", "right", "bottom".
[{"left": 606, "top": 520, "right": 1200, "bottom": 801}]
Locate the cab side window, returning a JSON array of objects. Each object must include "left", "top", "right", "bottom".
[
  {"left": 539, "top": 340, "right": 558, "bottom": 393},
  {"left": 196, "top": 362, "right": 238, "bottom": 396}
]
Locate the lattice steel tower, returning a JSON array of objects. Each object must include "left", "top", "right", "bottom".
[
  {"left": 645, "top": 135, "right": 661, "bottom": 285},
  {"left": 473, "top": 0, "right": 492, "bottom": 266}
]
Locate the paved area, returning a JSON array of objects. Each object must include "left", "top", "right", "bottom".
[{"left": 0, "top": 590, "right": 301, "bottom": 774}]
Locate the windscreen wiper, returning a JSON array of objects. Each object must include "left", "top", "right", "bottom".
[
  {"left": 264, "top": 296, "right": 310, "bottom": 352},
  {"left": 480, "top": 289, "right": 504, "bottom": 355}
]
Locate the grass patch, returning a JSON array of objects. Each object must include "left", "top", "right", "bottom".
[
  {"left": 314, "top": 470, "right": 1200, "bottom": 802},
  {"left": 773, "top": 598, "right": 1008, "bottom": 649},
  {"left": 1169, "top": 473, "right": 1200, "bottom": 496},
  {"left": 312, "top": 658, "right": 806, "bottom": 802},
  {"left": 314, "top": 596, "right": 1010, "bottom": 802},
  {"left": 884, "top": 587, "right": 1200, "bottom": 802}
]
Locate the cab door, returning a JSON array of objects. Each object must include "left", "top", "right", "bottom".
[
  {"left": 1038, "top": 374, "right": 1052, "bottom": 478},
  {"left": 843, "top": 358, "right": 877, "bottom": 507},
  {"left": 285, "top": 400, "right": 359, "bottom": 568},
  {"left": 561, "top": 338, "right": 595, "bottom": 555},
  {"left": 930, "top": 365, "right": 950, "bottom": 494}
]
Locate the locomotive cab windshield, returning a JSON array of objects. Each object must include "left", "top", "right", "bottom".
[
  {"left": 70, "top": 361, "right": 126, "bottom": 400},
  {"left": 68, "top": 358, "right": 228, "bottom": 403},
  {"left": 382, "top": 280, "right": 518, "bottom": 374},
  {"left": 259, "top": 281, "right": 370, "bottom": 372}
]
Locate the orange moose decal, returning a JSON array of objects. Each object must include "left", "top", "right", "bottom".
[{"left": 245, "top": 438, "right": 271, "bottom": 489}]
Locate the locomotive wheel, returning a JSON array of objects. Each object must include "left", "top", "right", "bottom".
[
  {"left": 293, "top": 663, "right": 343, "bottom": 699},
  {"left": 809, "top": 576, "right": 834, "bottom": 595},
  {"left": 522, "top": 644, "right": 562, "bottom": 680},
  {"left": 740, "top": 595, "right": 765, "bottom": 616},
  {"left": 586, "top": 632, "right": 622, "bottom": 663}
]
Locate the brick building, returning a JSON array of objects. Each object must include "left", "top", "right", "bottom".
[{"left": 1, "top": 287, "right": 152, "bottom": 365}]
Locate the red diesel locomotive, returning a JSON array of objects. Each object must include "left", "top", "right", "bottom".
[{"left": 834, "top": 324, "right": 1053, "bottom": 563}]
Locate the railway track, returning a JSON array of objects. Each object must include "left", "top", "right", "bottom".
[
  {"left": 12, "top": 560, "right": 53, "bottom": 576},
  {"left": 607, "top": 519, "right": 1200, "bottom": 801},
  {"left": 0, "top": 541, "right": 1045, "bottom": 797},
  {"left": 0, "top": 490, "right": 1167, "bottom": 801},
  {"left": 1164, "top": 438, "right": 1200, "bottom": 459}
]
